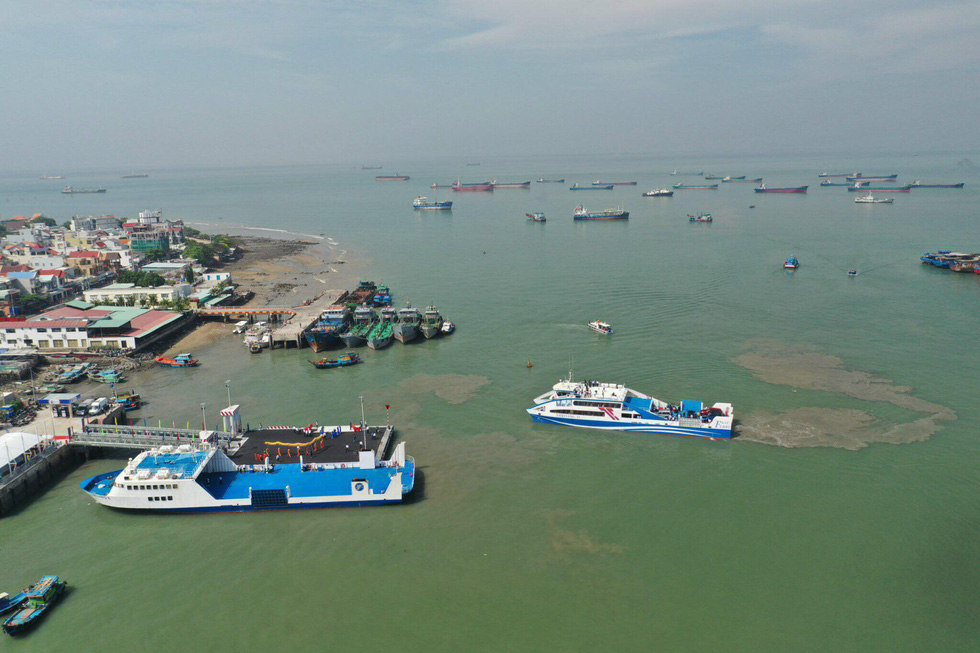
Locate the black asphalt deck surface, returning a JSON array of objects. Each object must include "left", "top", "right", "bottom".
[{"left": 230, "top": 427, "right": 387, "bottom": 465}]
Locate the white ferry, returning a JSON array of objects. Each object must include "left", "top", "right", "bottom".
[
  {"left": 527, "top": 377, "right": 734, "bottom": 438},
  {"left": 81, "top": 440, "right": 414, "bottom": 513}
]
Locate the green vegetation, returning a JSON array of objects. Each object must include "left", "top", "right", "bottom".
[
  {"left": 184, "top": 267, "right": 195, "bottom": 283},
  {"left": 142, "top": 248, "right": 168, "bottom": 262},
  {"left": 29, "top": 216, "right": 57, "bottom": 227},
  {"left": 16, "top": 293, "right": 47, "bottom": 314},
  {"left": 117, "top": 270, "right": 167, "bottom": 287},
  {"left": 183, "top": 241, "right": 216, "bottom": 265}
]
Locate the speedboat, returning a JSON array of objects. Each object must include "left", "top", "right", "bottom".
[{"left": 588, "top": 320, "right": 613, "bottom": 335}]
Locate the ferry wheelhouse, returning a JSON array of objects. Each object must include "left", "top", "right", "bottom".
[{"left": 527, "top": 378, "right": 734, "bottom": 438}]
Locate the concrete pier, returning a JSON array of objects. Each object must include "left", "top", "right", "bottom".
[{"left": 0, "top": 442, "right": 87, "bottom": 517}]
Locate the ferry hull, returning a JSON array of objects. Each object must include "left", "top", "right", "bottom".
[{"left": 529, "top": 414, "right": 733, "bottom": 438}]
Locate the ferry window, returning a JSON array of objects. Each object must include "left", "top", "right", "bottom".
[
  {"left": 167, "top": 496, "right": 173, "bottom": 501},
  {"left": 153, "top": 484, "right": 158, "bottom": 490},
  {"left": 148, "top": 497, "right": 153, "bottom": 502}
]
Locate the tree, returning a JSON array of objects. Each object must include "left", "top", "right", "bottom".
[
  {"left": 143, "top": 248, "right": 168, "bottom": 262},
  {"left": 184, "top": 267, "right": 195, "bottom": 283},
  {"left": 183, "top": 242, "right": 215, "bottom": 265},
  {"left": 30, "top": 216, "right": 57, "bottom": 227},
  {"left": 61, "top": 220, "right": 72, "bottom": 229},
  {"left": 16, "top": 293, "right": 46, "bottom": 314}
]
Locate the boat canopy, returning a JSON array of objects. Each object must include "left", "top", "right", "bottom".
[{"left": 680, "top": 400, "right": 703, "bottom": 415}]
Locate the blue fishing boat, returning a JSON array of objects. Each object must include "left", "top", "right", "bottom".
[
  {"left": 310, "top": 351, "right": 360, "bottom": 369},
  {"left": 0, "top": 590, "right": 28, "bottom": 617},
  {"left": 784, "top": 255, "right": 800, "bottom": 269},
  {"left": 2, "top": 576, "right": 66, "bottom": 635},
  {"left": 570, "top": 183, "right": 613, "bottom": 190},
  {"left": 372, "top": 285, "right": 392, "bottom": 306},
  {"left": 303, "top": 305, "right": 352, "bottom": 352}
]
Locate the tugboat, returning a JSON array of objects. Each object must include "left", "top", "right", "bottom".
[
  {"left": 2, "top": 576, "right": 66, "bottom": 635},
  {"left": 310, "top": 352, "right": 360, "bottom": 369},
  {"left": 526, "top": 375, "right": 734, "bottom": 438},
  {"left": 154, "top": 353, "right": 199, "bottom": 368},
  {"left": 784, "top": 255, "right": 800, "bottom": 269},
  {"left": 526, "top": 211, "right": 546, "bottom": 222},
  {"left": 420, "top": 305, "right": 444, "bottom": 339},
  {"left": 367, "top": 309, "right": 396, "bottom": 350},
  {"left": 588, "top": 320, "right": 613, "bottom": 335},
  {"left": 393, "top": 305, "right": 422, "bottom": 343},
  {"left": 688, "top": 212, "right": 713, "bottom": 222}
]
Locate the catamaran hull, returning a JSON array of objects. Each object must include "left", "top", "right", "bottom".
[{"left": 528, "top": 414, "right": 733, "bottom": 438}]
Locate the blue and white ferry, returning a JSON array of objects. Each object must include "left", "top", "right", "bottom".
[
  {"left": 81, "top": 439, "right": 414, "bottom": 513},
  {"left": 526, "top": 377, "right": 734, "bottom": 438}
]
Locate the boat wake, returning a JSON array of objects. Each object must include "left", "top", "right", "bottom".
[{"left": 732, "top": 342, "right": 955, "bottom": 449}]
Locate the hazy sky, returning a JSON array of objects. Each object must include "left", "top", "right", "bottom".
[{"left": 2, "top": 0, "right": 978, "bottom": 170}]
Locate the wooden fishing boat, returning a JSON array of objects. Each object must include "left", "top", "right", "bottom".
[
  {"left": 154, "top": 353, "right": 198, "bottom": 368},
  {"left": 2, "top": 576, "right": 66, "bottom": 635},
  {"left": 310, "top": 352, "right": 360, "bottom": 369}
]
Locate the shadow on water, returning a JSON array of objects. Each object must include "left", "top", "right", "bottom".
[{"left": 403, "top": 465, "right": 427, "bottom": 505}]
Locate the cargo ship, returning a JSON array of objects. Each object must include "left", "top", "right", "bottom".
[
  {"left": 818, "top": 172, "right": 860, "bottom": 178},
  {"left": 592, "top": 180, "right": 637, "bottom": 186},
  {"left": 536, "top": 178, "right": 565, "bottom": 183},
  {"left": 820, "top": 180, "right": 861, "bottom": 186},
  {"left": 670, "top": 170, "right": 704, "bottom": 176},
  {"left": 492, "top": 180, "right": 531, "bottom": 188},
  {"left": 573, "top": 205, "right": 629, "bottom": 220},
  {"left": 846, "top": 174, "right": 896, "bottom": 182},
  {"left": 720, "top": 176, "right": 746, "bottom": 181},
  {"left": 40, "top": 175, "right": 64, "bottom": 180},
  {"left": 754, "top": 184, "right": 808, "bottom": 193},
  {"left": 527, "top": 376, "right": 733, "bottom": 438},
  {"left": 413, "top": 196, "right": 453, "bottom": 210},
  {"left": 376, "top": 175, "right": 410, "bottom": 181},
  {"left": 452, "top": 181, "right": 494, "bottom": 191},
  {"left": 570, "top": 183, "right": 613, "bottom": 190},
  {"left": 80, "top": 419, "right": 415, "bottom": 513},
  {"left": 121, "top": 172, "right": 149, "bottom": 178},
  {"left": 847, "top": 184, "right": 910, "bottom": 192},
  {"left": 672, "top": 183, "right": 718, "bottom": 190},
  {"left": 61, "top": 186, "right": 106, "bottom": 194},
  {"left": 908, "top": 181, "right": 965, "bottom": 188}
]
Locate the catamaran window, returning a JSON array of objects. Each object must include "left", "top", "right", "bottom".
[
  {"left": 573, "top": 401, "right": 618, "bottom": 408},
  {"left": 551, "top": 409, "right": 606, "bottom": 416}
]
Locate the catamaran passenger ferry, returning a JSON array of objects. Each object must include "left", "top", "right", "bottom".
[{"left": 527, "top": 377, "right": 734, "bottom": 438}]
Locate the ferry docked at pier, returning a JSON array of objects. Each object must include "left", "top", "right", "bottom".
[
  {"left": 80, "top": 411, "right": 415, "bottom": 513},
  {"left": 526, "top": 377, "right": 734, "bottom": 438}
]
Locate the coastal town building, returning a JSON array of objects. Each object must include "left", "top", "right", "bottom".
[
  {"left": 83, "top": 282, "right": 192, "bottom": 305},
  {"left": 0, "top": 301, "right": 186, "bottom": 351},
  {"left": 70, "top": 215, "right": 121, "bottom": 232}
]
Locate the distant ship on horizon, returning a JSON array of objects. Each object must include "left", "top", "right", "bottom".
[
  {"left": 121, "top": 172, "right": 149, "bottom": 178},
  {"left": 40, "top": 175, "right": 65, "bottom": 180}
]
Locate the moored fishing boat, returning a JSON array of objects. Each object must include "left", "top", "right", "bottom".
[
  {"left": 154, "top": 353, "right": 198, "bottom": 368},
  {"left": 573, "top": 205, "right": 629, "bottom": 220},
  {"left": 88, "top": 369, "right": 124, "bottom": 383},
  {"left": 2, "top": 576, "right": 66, "bottom": 635},
  {"left": 492, "top": 180, "right": 531, "bottom": 188},
  {"left": 420, "top": 305, "right": 444, "bottom": 339},
  {"left": 754, "top": 184, "right": 808, "bottom": 193},
  {"left": 341, "top": 305, "right": 376, "bottom": 347},
  {"left": 536, "top": 178, "right": 565, "bottom": 183},
  {"left": 0, "top": 589, "right": 28, "bottom": 617},
  {"left": 593, "top": 180, "right": 637, "bottom": 186},
  {"left": 570, "top": 183, "right": 613, "bottom": 190},
  {"left": 526, "top": 211, "right": 546, "bottom": 222},
  {"left": 114, "top": 393, "right": 142, "bottom": 410},
  {"left": 367, "top": 309, "right": 396, "bottom": 349},
  {"left": 854, "top": 194, "right": 893, "bottom": 204},
  {"left": 393, "top": 305, "right": 422, "bottom": 343},
  {"left": 412, "top": 196, "right": 453, "bottom": 210},
  {"left": 372, "top": 284, "right": 392, "bottom": 307},
  {"left": 688, "top": 212, "right": 713, "bottom": 222},
  {"left": 642, "top": 188, "right": 674, "bottom": 197},
  {"left": 527, "top": 375, "right": 734, "bottom": 438},
  {"left": 303, "top": 305, "right": 352, "bottom": 352},
  {"left": 672, "top": 183, "right": 718, "bottom": 190},
  {"left": 441, "top": 321, "right": 455, "bottom": 335},
  {"left": 310, "top": 351, "right": 360, "bottom": 369},
  {"left": 908, "top": 180, "right": 965, "bottom": 188},
  {"left": 784, "top": 255, "right": 800, "bottom": 269},
  {"left": 588, "top": 320, "right": 613, "bottom": 334}
]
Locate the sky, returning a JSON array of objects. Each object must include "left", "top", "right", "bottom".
[{"left": 1, "top": 0, "right": 977, "bottom": 170}]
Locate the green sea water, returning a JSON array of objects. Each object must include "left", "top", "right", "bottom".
[{"left": 1, "top": 154, "right": 978, "bottom": 651}]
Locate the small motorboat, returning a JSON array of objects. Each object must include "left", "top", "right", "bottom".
[
  {"left": 154, "top": 353, "right": 199, "bottom": 368},
  {"left": 0, "top": 590, "right": 28, "bottom": 617},
  {"left": 2, "top": 576, "right": 66, "bottom": 635},
  {"left": 784, "top": 255, "right": 800, "bottom": 270},
  {"left": 526, "top": 212, "right": 546, "bottom": 222},
  {"left": 248, "top": 343, "right": 263, "bottom": 354},
  {"left": 848, "top": 269, "right": 858, "bottom": 276},
  {"left": 588, "top": 320, "right": 613, "bottom": 335},
  {"left": 441, "top": 322, "right": 455, "bottom": 335},
  {"left": 688, "top": 212, "right": 713, "bottom": 222},
  {"left": 88, "top": 369, "right": 124, "bottom": 383},
  {"left": 310, "top": 352, "right": 360, "bottom": 369},
  {"left": 113, "top": 392, "right": 142, "bottom": 411}
]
